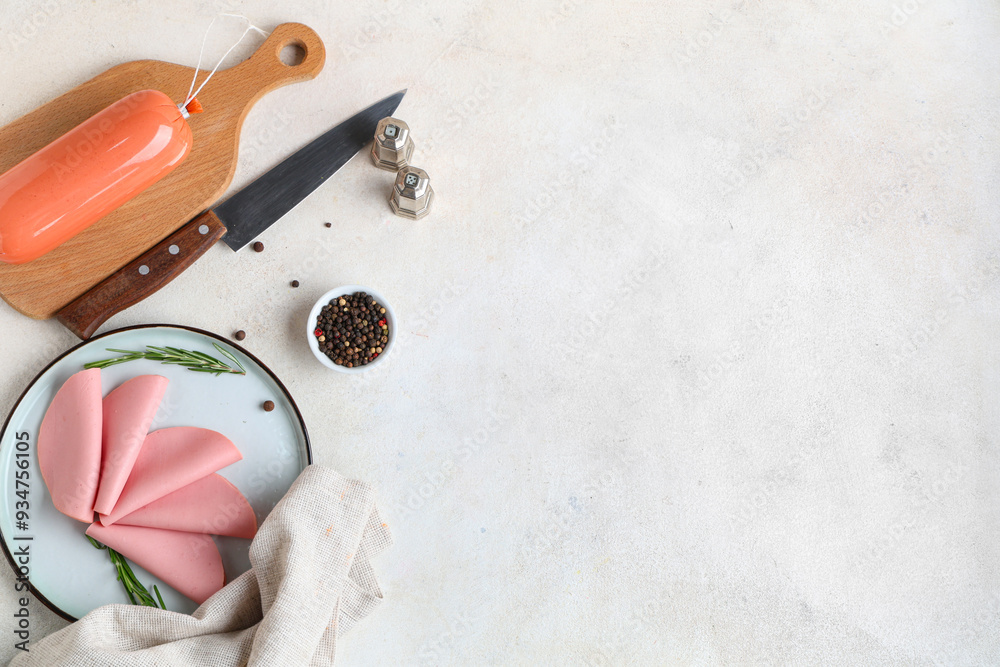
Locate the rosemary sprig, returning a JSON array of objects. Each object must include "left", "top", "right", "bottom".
[
  {"left": 87, "top": 536, "right": 166, "bottom": 609},
  {"left": 84, "top": 343, "right": 246, "bottom": 376}
]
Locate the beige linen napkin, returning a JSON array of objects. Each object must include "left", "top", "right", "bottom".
[{"left": 10, "top": 465, "right": 390, "bottom": 666}]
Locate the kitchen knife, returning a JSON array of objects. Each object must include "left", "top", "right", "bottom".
[{"left": 55, "top": 90, "right": 406, "bottom": 340}]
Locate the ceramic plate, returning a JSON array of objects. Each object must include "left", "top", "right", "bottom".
[{"left": 0, "top": 324, "right": 311, "bottom": 620}]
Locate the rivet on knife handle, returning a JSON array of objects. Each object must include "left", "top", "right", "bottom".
[{"left": 55, "top": 211, "right": 227, "bottom": 340}]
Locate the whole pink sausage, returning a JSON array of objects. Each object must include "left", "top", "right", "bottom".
[{"left": 0, "top": 89, "right": 192, "bottom": 264}]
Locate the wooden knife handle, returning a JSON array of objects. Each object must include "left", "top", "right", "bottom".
[{"left": 56, "top": 211, "right": 227, "bottom": 340}]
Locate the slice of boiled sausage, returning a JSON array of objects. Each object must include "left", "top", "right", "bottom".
[
  {"left": 37, "top": 368, "right": 103, "bottom": 522},
  {"left": 100, "top": 427, "right": 241, "bottom": 526},
  {"left": 117, "top": 473, "right": 257, "bottom": 539},
  {"left": 86, "top": 522, "right": 225, "bottom": 605},
  {"left": 93, "top": 375, "right": 169, "bottom": 516}
]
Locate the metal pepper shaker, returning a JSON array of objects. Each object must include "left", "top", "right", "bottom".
[
  {"left": 370, "top": 117, "right": 414, "bottom": 171},
  {"left": 389, "top": 166, "right": 433, "bottom": 220}
]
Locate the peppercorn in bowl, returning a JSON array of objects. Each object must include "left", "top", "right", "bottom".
[{"left": 307, "top": 285, "right": 396, "bottom": 373}]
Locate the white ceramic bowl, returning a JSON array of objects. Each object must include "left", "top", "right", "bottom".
[{"left": 307, "top": 285, "right": 396, "bottom": 373}]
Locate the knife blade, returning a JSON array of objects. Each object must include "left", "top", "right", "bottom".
[{"left": 55, "top": 90, "right": 406, "bottom": 340}]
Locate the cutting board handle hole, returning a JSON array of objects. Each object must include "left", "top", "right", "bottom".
[{"left": 279, "top": 42, "right": 307, "bottom": 67}]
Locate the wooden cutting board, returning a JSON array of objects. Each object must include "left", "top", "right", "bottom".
[{"left": 0, "top": 22, "right": 325, "bottom": 319}]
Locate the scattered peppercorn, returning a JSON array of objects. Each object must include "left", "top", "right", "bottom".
[
  {"left": 234, "top": 330, "right": 246, "bottom": 341},
  {"left": 291, "top": 280, "right": 299, "bottom": 287},
  {"left": 252, "top": 241, "right": 264, "bottom": 252},
  {"left": 324, "top": 222, "right": 332, "bottom": 228},
  {"left": 314, "top": 291, "right": 390, "bottom": 368},
  {"left": 263, "top": 400, "right": 275, "bottom": 412}
]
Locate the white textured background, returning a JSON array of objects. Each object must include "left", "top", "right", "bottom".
[{"left": 0, "top": 0, "right": 999, "bottom": 664}]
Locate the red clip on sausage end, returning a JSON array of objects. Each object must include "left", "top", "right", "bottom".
[{"left": 185, "top": 98, "right": 204, "bottom": 115}]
